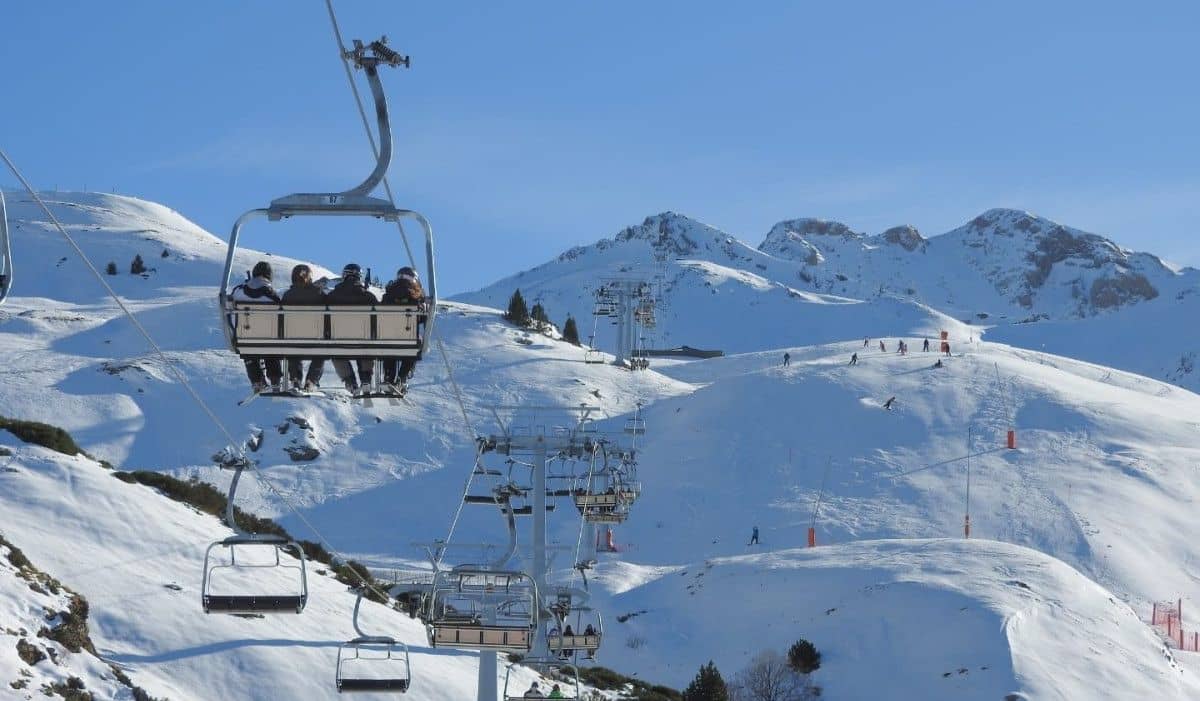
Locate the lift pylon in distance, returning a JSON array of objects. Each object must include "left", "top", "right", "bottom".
[
  {"left": 218, "top": 37, "right": 437, "bottom": 395},
  {"left": 201, "top": 461, "right": 308, "bottom": 614},
  {"left": 335, "top": 587, "right": 412, "bottom": 693}
]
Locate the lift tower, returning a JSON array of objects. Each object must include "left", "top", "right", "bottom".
[{"left": 594, "top": 278, "right": 655, "bottom": 368}]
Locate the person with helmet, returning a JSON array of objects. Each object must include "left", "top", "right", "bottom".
[
  {"left": 326, "top": 263, "right": 377, "bottom": 394},
  {"left": 381, "top": 266, "right": 426, "bottom": 393},
  {"left": 231, "top": 261, "right": 283, "bottom": 392},
  {"left": 281, "top": 264, "right": 327, "bottom": 392}
]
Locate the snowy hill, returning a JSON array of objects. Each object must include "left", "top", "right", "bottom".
[
  {"left": 2, "top": 191, "right": 1200, "bottom": 699},
  {"left": 598, "top": 539, "right": 1199, "bottom": 699}
]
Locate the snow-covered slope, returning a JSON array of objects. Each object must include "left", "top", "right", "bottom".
[
  {"left": 3, "top": 192, "right": 1200, "bottom": 699},
  {"left": 0, "top": 438, "right": 557, "bottom": 700},
  {"left": 597, "top": 539, "right": 1199, "bottom": 699}
]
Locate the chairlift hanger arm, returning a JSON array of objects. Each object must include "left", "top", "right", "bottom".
[{"left": 0, "top": 191, "right": 11, "bottom": 304}]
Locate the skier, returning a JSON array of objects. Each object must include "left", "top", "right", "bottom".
[
  {"left": 863, "top": 337, "right": 870, "bottom": 348},
  {"left": 381, "top": 266, "right": 426, "bottom": 394},
  {"left": 327, "top": 263, "right": 378, "bottom": 393},
  {"left": 933, "top": 358, "right": 944, "bottom": 368},
  {"left": 561, "top": 624, "right": 575, "bottom": 659},
  {"left": 879, "top": 340, "right": 886, "bottom": 353},
  {"left": 281, "top": 264, "right": 326, "bottom": 392},
  {"left": 583, "top": 623, "right": 598, "bottom": 659},
  {"left": 848, "top": 352, "right": 858, "bottom": 366},
  {"left": 749, "top": 526, "right": 760, "bottom": 545},
  {"left": 549, "top": 685, "right": 566, "bottom": 699},
  {"left": 783, "top": 352, "right": 791, "bottom": 367},
  {"left": 523, "top": 681, "right": 545, "bottom": 698},
  {"left": 883, "top": 396, "right": 896, "bottom": 410},
  {"left": 943, "top": 342, "right": 952, "bottom": 357},
  {"left": 923, "top": 338, "right": 930, "bottom": 352},
  {"left": 231, "top": 261, "right": 283, "bottom": 392}
]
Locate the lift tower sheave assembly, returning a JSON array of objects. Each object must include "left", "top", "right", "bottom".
[{"left": 593, "top": 278, "right": 656, "bottom": 368}]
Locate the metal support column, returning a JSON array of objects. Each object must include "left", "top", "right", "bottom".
[{"left": 531, "top": 437, "right": 549, "bottom": 656}]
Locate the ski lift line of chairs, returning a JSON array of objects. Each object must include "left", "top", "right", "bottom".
[
  {"left": 217, "top": 37, "right": 438, "bottom": 363},
  {"left": 336, "top": 588, "right": 411, "bottom": 693},
  {"left": 201, "top": 463, "right": 308, "bottom": 614},
  {"left": 0, "top": 190, "right": 10, "bottom": 305},
  {"left": 425, "top": 568, "right": 538, "bottom": 653}
]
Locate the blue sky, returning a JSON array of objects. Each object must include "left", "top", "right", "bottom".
[{"left": 4, "top": 1, "right": 1200, "bottom": 294}]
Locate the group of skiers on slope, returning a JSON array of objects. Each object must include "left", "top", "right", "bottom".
[{"left": 232, "top": 261, "right": 426, "bottom": 395}]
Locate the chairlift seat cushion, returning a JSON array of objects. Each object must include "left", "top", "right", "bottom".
[
  {"left": 337, "top": 678, "right": 410, "bottom": 692},
  {"left": 203, "top": 594, "right": 307, "bottom": 614},
  {"left": 549, "top": 633, "right": 601, "bottom": 650},
  {"left": 228, "top": 303, "right": 422, "bottom": 357},
  {"left": 431, "top": 624, "right": 531, "bottom": 651}
]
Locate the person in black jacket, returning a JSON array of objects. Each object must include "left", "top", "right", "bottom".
[
  {"left": 281, "top": 264, "right": 326, "bottom": 391},
  {"left": 380, "top": 266, "right": 426, "bottom": 392},
  {"left": 231, "top": 261, "right": 283, "bottom": 391},
  {"left": 327, "top": 263, "right": 377, "bottom": 393}
]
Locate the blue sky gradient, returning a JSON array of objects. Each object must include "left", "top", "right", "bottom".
[{"left": 4, "top": 1, "right": 1199, "bottom": 294}]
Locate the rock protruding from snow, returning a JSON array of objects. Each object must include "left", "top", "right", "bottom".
[
  {"left": 758, "top": 218, "right": 864, "bottom": 261},
  {"left": 880, "top": 224, "right": 926, "bottom": 251}
]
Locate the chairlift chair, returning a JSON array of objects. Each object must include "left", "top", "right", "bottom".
[
  {"left": 0, "top": 190, "right": 11, "bottom": 305},
  {"left": 623, "top": 418, "right": 646, "bottom": 435},
  {"left": 218, "top": 39, "right": 437, "bottom": 378},
  {"left": 425, "top": 567, "right": 538, "bottom": 652},
  {"left": 335, "top": 588, "right": 412, "bottom": 693},
  {"left": 547, "top": 609, "right": 603, "bottom": 659},
  {"left": 502, "top": 661, "right": 582, "bottom": 701},
  {"left": 583, "top": 347, "right": 604, "bottom": 364},
  {"left": 201, "top": 463, "right": 308, "bottom": 614}
]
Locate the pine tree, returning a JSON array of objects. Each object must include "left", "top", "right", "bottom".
[
  {"left": 105, "top": 262, "right": 118, "bottom": 275},
  {"left": 562, "top": 315, "right": 580, "bottom": 345},
  {"left": 683, "top": 661, "right": 729, "bottom": 701},
  {"left": 505, "top": 289, "right": 530, "bottom": 326},
  {"left": 130, "top": 254, "right": 146, "bottom": 275},
  {"left": 530, "top": 302, "right": 550, "bottom": 330},
  {"left": 787, "top": 638, "right": 821, "bottom": 674}
]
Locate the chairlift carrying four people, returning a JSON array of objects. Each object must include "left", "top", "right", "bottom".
[{"left": 219, "top": 37, "right": 437, "bottom": 400}]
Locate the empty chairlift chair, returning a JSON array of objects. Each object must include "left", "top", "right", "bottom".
[
  {"left": 201, "top": 463, "right": 308, "bottom": 614},
  {"left": 0, "top": 191, "right": 11, "bottom": 305},
  {"left": 425, "top": 568, "right": 537, "bottom": 653},
  {"left": 217, "top": 38, "right": 437, "bottom": 394},
  {"left": 336, "top": 588, "right": 411, "bottom": 693}
]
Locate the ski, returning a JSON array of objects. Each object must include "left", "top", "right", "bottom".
[{"left": 237, "top": 389, "right": 264, "bottom": 407}]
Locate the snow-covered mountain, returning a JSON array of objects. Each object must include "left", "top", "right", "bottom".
[
  {"left": 2, "top": 192, "right": 1199, "bottom": 699},
  {"left": 456, "top": 209, "right": 1200, "bottom": 393},
  {"left": 760, "top": 208, "right": 1195, "bottom": 321}
]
